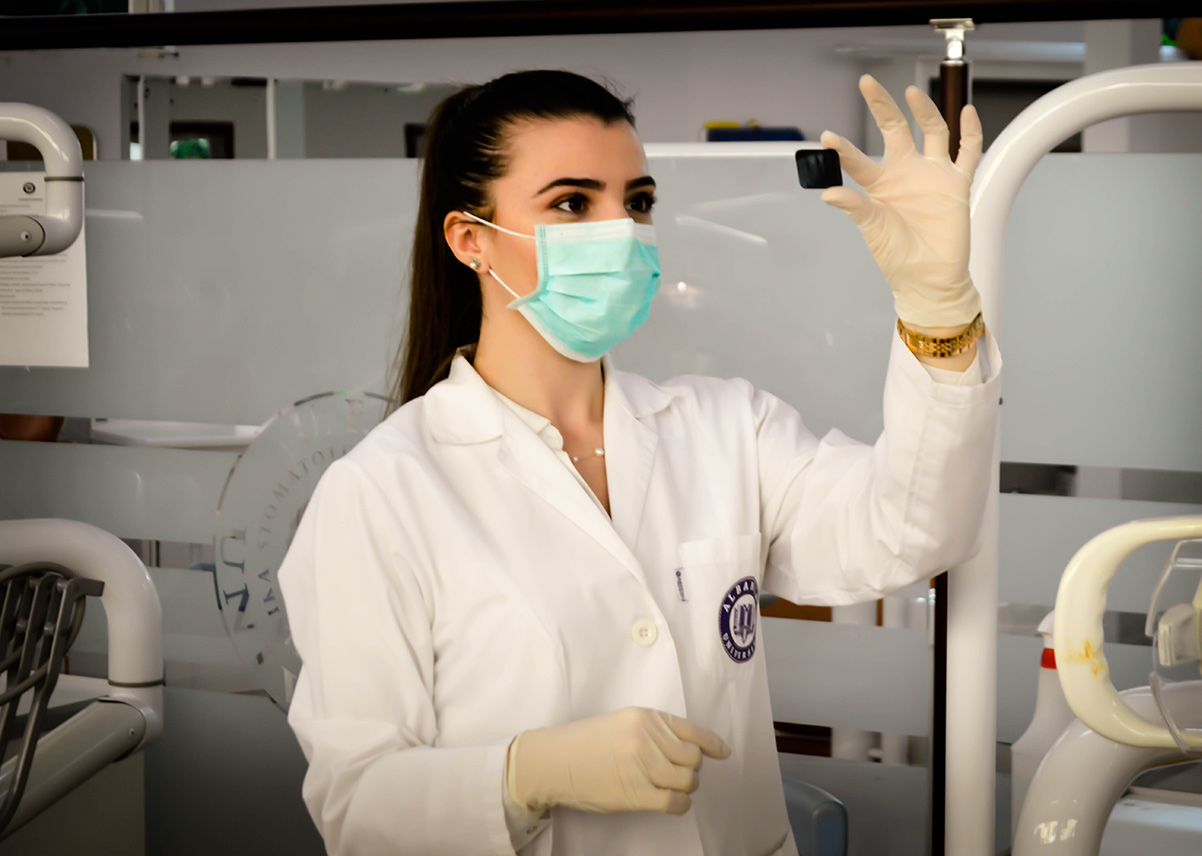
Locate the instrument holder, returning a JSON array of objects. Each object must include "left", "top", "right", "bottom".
[{"left": 0, "top": 562, "right": 103, "bottom": 834}]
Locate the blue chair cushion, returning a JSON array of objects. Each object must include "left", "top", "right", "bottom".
[{"left": 781, "top": 776, "right": 848, "bottom": 856}]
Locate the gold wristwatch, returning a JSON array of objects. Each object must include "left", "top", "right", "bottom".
[{"left": 896, "top": 312, "right": 985, "bottom": 358}]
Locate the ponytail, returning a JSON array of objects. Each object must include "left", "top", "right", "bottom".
[{"left": 390, "top": 87, "right": 487, "bottom": 408}]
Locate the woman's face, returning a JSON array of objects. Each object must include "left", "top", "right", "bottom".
[{"left": 476, "top": 115, "right": 656, "bottom": 298}]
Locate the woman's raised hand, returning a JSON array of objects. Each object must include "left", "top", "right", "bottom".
[
  {"left": 507, "top": 707, "right": 731, "bottom": 815},
  {"left": 819, "top": 74, "right": 983, "bottom": 329}
]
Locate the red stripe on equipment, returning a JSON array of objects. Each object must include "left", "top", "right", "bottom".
[{"left": 1041, "top": 647, "right": 1057, "bottom": 669}]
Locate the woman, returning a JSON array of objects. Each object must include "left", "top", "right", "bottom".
[{"left": 279, "top": 69, "right": 1000, "bottom": 856}]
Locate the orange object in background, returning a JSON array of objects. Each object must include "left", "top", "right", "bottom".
[
  {"left": 0, "top": 415, "right": 64, "bottom": 442},
  {"left": 1177, "top": 18, "right": 1202, "bottom": 60}
]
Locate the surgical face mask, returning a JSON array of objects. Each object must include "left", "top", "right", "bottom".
[{"left": 462, "top": 211, "right": 661, "bottom": 362}]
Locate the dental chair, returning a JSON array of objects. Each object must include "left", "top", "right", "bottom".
[{"left": 1013, "top": 516, "right": 1202, "bottom": 855}]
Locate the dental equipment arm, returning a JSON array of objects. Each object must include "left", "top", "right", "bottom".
[
  {"left": 1011, "top": 515, "right": 1202, "bottom": 854},
  {"left": 1054, "top": 516, "right": 1202, "bottom": 751},
  {"left": 0, "top": 697, "right": 147, "bottom": 836},
  {"left": 0, "top": 520, "right": 164, "bottom": 838},
  {"left": 1012, "top": 685, "right": 1198, "bottom": 856},
  {"left": 0, "top": 104, "right": 84, "bottom": 258}
]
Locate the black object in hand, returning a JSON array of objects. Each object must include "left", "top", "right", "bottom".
[{"left": 795, "top": 149, "right": 842, "bottom": 189}]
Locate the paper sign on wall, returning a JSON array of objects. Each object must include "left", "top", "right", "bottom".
[{"left": 0, "top": 171, "right": 88, "bottom": 368}]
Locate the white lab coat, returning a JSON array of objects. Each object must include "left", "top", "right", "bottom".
[{"left": 279, "top": 330, "right": 1002, "bottom": 856}]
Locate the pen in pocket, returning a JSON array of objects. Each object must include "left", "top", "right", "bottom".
[{"left": 674, "top": 568, "right": 687, "bottom": 602}]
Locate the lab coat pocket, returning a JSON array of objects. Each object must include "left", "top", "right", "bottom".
[{"left": 677, "top": 533, "right": 763, "bottom": 683}]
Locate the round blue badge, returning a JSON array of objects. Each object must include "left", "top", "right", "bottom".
[{"left": 719, "top": 576, "right": 759, "bottom": 663}]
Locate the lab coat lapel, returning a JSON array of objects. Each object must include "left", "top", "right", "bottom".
[
  {"left": 497, "top": 416, "right": 645, "bottom": 582},
  {"left": 603, "top": 363, "right": 660, "bottom": 554},
  {"left": 426, "top": 353, "right": 674, "bottom": 587}
]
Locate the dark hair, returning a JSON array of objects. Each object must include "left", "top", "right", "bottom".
[{"left": 388, "top": 70, "right": 636, "bottom": 409}]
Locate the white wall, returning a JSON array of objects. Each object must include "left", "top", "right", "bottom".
[
  {"left": 0, "top": 20, "right": 1109, "bottom": 162},
  {"left": 1084, "top": 18, "right": 1162, "bottom": 152},
  {"left": 302, "top": 82, "right": 458, "bottom": 158}
]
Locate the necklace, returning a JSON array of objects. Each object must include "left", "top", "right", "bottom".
[{"left": 569, "top": 447, "right": 605, "bottom": 464}]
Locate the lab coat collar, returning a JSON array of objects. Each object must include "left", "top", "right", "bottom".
[
  {"left": 423, "top": 348, "right": 674, "bottom": 574},
  {"left": 422, "top": 351, "right": 506, "bottom": 445},
  {"left": 602, "top": 362, "right": 663, "bottom": 555},
  {"left": 423, "top": 349, "right": 675, "bottom": 446},
  {"left": 604, "top": 356, "right": 676, "bottom": 421}
]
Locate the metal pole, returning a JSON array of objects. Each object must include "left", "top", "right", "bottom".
[
  {"left": 136, "top": 74, "right": 146, "bottom": 161},
  {"left": 266, "top": 77, "right": 277, "bottom": 161},
  {"left": 930, "top": 17, "right": 974, "bottom": 856}
]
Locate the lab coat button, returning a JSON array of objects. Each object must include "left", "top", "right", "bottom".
[{"left": 631, "top": 620, "right": 658, "bottom": 646}]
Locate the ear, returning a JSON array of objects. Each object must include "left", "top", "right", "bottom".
[{"left": 443, "top": 211, "right": 489, "bottom": 273}]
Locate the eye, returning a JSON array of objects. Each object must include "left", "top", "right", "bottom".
[
  {"left": 627, "top": 192, "right": 657, "bottom": 214},
  {"left": 553, "top": 193, "right": 589, "bottom": 214}
]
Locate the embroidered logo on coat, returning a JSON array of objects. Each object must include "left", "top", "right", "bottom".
[{"left": 719, "top": 576, "right": 758, "bottom": 663}]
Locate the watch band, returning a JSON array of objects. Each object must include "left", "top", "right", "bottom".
[{"left": 897, "top": 312, "right": 985, "bottom": 358}]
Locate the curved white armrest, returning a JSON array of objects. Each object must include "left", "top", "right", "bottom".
[
  {"left": 0, "top": 519, "right": 163, "bottom": 746},
  {"left": 1054, "top": 515, "right": 1202, "bottom": 750}
]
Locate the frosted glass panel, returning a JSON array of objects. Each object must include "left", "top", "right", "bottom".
[
  {"left": 763, "top": 617, "right": 929, "bottom": 735},
  {"left": 1000, "top": 154, "right": 1202, "bottom": 473},
  {"left": 0, "top": 440, "right": 236, "bottom": 544},
  {"left": 0, "top": 149, "right": 931, "bottom": 831},
  {"left": 0, "top": 152, "right": 1196, "bottom": 464},
  {"left": 0, "top": 160, "right": 413, "bottom": 425},
  {"left": 618, "top": 146, "right": 895, "bottom": 442},
  {"left": 999, "top": 493, "right": 1202, "bottom": 611},
  {"left": 0, "top": 149, "right": 899, "bottom": 437}
]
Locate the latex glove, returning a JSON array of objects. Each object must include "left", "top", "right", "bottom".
[
  {"left": 506, "top": 707, "right": 731, "bottom": 816},
  {"left": 820, "top": 74, "right": 984, "bottom": 328}
]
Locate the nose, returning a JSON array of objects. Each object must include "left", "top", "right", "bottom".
[{"left": 595, "top": 195, "right": 632, "bottom": 222}]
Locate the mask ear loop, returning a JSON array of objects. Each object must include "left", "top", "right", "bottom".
[
  {"left": 487, "top": 268, "right": 523, "bottom": 302},
  {"left": 457, "top": 210, "right": 534, "bottom": 301},
  {"left": 459, "top": 209, "right": 536, "bottom": 240}
]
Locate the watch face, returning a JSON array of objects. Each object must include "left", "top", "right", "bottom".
[{"left": 214, "top": 391, "right": 388, "bottom": 707}]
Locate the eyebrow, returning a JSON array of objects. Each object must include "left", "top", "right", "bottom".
[{"left": 533, "top": 175, "right": 657, "bottom": 196}]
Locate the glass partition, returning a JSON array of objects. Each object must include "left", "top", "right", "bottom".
[
  {"left": 122, "top": 75, "right": 458, "bottom": 161},
  {"left": 2, "top": 149, "right": 1200, "bottom": 856},
  {"left": 1, "top": 142, "right": 937, "bottom": 855},
  {"left": 991, "top": 153, "right": 1202, "bottom": 849}
]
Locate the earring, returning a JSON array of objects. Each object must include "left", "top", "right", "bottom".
[{"left": 469, "top": 258, "right": 482, "bottom": 271}]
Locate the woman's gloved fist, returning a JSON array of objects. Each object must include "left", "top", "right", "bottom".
[
  {"left": 820, "top": 74, "right": 984, "bottom": 329},
  {"left": 506, "top": 706, "right": 731, "bottom": 816}
]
